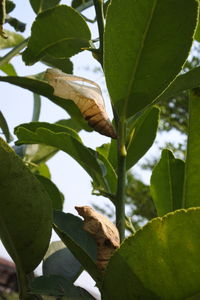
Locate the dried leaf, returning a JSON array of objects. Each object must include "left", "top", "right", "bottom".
[
  {"left": 45, "top": 68, "right": 117, "bottom": 139},
  {"left": 75, "top": 206, "right": 120, "bottom": 271}
]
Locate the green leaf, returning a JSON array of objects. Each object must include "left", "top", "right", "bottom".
[
  {"left": 0, "top": 110, "right": 13, "bottom": 142},
  {"left": 6, "top": 0, "right": 16, "bottom": 14},
  {"left": 6, "top": 17, "right": 26, "bottom": 32},
  {"left": 0, "top": 30, "right": 24, "bottom": 49},
  {"left": 96, "top": 143, "right": 110, "bottom": 159},
  {"left": 29, "top": 0, "right": 61, "bottom": 14},
  {"left": 102, "top": 208, "right": 200, "bottom": 300},
  {"left": 0, "top": 75, "right": 92, "bottom": 132},
  {"left": 150, "top": 149, "right": 185, "bottom": 216},
  {"left": 0, "top": 62, "right": 17, "bottom": 75},
  {"left": 23, "top": 5, "right": 91, "bottom": 65},
  {"left": 104, "top": 0, "right": 198, "bottom": 118},
  {"left": 41, "top": 55, "right": 73, "bottom": 74},
  {"left": 0, "top": 138, "right": 52, "bottom": 273},
  {"left": 34, "top": 163, "right": 51, "bottom": 179},
  {"left": 126, "top": 106, "right": 160, "bottom": 170},
  {"left": 14, "top": 122, "right": 109, "bottom": 191},
  {"left": 30, "top": 275, "right": 95, "bottom": 299},
  {"left": 25, "top": 144, "right": 57, "bottom": 165},
  {"left": 57, "top": 118, "right": 92, "bottom": 132},
  {"left": 157, "top": 66, "right": 200, "bottom": 103},
  {"left": 183, "top": 90, "right": 200, "bottom": 208},
  {"left": 195, "top": 11, "right": 200, "bottom": 42},
  {"left": 43, "top": 241, "right": 82, "bottom": 282},
  {"left": 36, "top": 175, "right": 63, "bottom": 210},
  {"left": 53, "top": 211, "right": 101, "bottom": 282}
]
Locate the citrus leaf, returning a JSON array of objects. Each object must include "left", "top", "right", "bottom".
[
  {"left": 104, "top": 0, "right": 198, "bottom": 118},
  {"left": 0, "top": 138, "right": 52, "bottom": 273},
  {"left": 0, "top": 30, "right": 24, "bottom": 49},
  {"left": 23, "top": 5, "right": 91, "bottom": 65},
  {"left": 102, "top": 208, "right": 200, "bottom": 300},
  {"left": 29, "top": 0, "right": 61, "bottom": 14},
  {"left": 150, "top": 149, "right": 185, "bottom": 216}
]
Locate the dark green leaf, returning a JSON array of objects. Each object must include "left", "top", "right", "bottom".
[
  {"left": 71, "top": 0, "right": 93, "bottom": 11},
  {"left": 30, "top": 275, "right": 95, "bottom": 299},
  {"left": 0, "top": 110, "right": 13, "bottom": 142},
  {"left": 183, "top": 91, "right": 200, "bottom": 208},
  {"left": 14, "top": 122, "right": 109, "bottom": 190},
  {"left": 53, "top": 211, "right": 101, "bottom": 282},
  {"left": 43, "top": 241, "right": 82, "bottom": 282},
  {"left": 126, "top": 106, "right": 160, "bottom": 170},
  {"left": 23, "top": 5, "right": 91, "bottom": 65},
  {"left": 104, "top": 0, "right": 198, "bottom": 118},
  {"left": 6, "top": 17, "right": 26, "bottom": 32},
  {"left": 157, "top": 66, "right": 200, "bottom": 103},
  {"left": 29, "top": 0, "right": 61, "bottom": 14},
  {"left": 150, "top": 149, "right": 185, "bottom": 216},
  {"left": 0, "top": 61, "right": 17, "bottom": 75},
  {"left": 56, "top": 118, "right": 92, "bottom": 132},
  {"left": 102, "top": 208, "right": 200, "bottom": 300},
  {"left": 0, "top": 138, "right": 52, "bottom": 273},
  {"left": 0, "top": 75, "right": 92, "bottom": 132},
  {"left": 6, "top": 0, "right": 15, "bottom": 13},
  {"left": 41, "top": 55, "right": 73, "bottom": 74},
  {"left": 96, "top": 143, "right": 110, "bottom": 159},
  {"left": 0, "top": 30, "right": 24, "bottom": 49},
  {"left": 36, "top": 175, "right": 63, "bottom": 210}
]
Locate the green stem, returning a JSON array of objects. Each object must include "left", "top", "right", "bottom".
[
  {"left": 93, "top": 0, "right": 104, "bottom": 65},
  {"left": 0, "top": 37, "right": 28, "bottom": 67},
  {"left": 17, "top": 268, "right": 30, "bottom": 300},
  {"left": 116, "top": 119, "right": 127, "bottom": 241}
]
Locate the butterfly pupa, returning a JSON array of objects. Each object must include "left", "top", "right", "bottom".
[{"left": 45, "top": 68, "right": 117, "bottom": 139}]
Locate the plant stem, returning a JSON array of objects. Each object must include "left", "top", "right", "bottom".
[
  {"left": 93, "top": 0, "right": 104, "bottom": 65},
  {"left": 0, "top": 37, "right": 28, "bottom": 67},
  {"left": 17, "top": 268, "right": 30, "bottom": 300},
  {"left": 116, "top": 119, "right": 127, "bottom": 241}
]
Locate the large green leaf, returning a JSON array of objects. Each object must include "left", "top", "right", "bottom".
[
  {"left": 23, "top": 5, "right": 91, "bottom": 65},
  {"left": 14, "top": 122, "right": 109, "bottom": 191},
  {"left": 126, "top": 106, "right": 160, "bottom": 170},
  {"left": 0, "top": 30, "right": 24, "bottom": 49},
  {"left": 0, "top": 75, "right": 92, "bottom": 132},
  {"left": 150, "top": 149, "right": 185, "bottom": 216},
  {"left": 156, "top": 66, "right": 200, "bottom": 103},
  {"left": 43, "top": 241, "right": 82, "bottom": 282},
  {"left": 104, "top": 0, "right": 198, "bottom": 118},
  {"left": 183, "top": 91, "right": 200, "bottom": 208},
  {"left": 0, "top": 138, "right": 52, "bottom": 273},
  {"left": 102, "top": 208, "right": 200, "bottom": 300},
  {"left": 30, "top": 275, "right": 95, "bottom": 299},
  {"left": 53, "top": 211, "right": 102, "bottom": 282},
  {"left": 29, "top": 0, "right": 61, "bottom": 14}
]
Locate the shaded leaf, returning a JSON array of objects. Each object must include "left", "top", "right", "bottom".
[
  {"left": 150, "top": 149, "right": 185, "bottom": 216},
  {"left": 14, "top": 122, "right": 109, "bottom": 191},
  {"left": 0, "top": 30, "right": 24, "bottom": 49},
  {"left": 126, "top": 106, "right": 160, "bottom": 170},
  {"left": 0, "top": 110, "right": 13, "bottom": 142},
  {"left": 0, "top": 138, "right": 52, "bottom": 273},
  {"left": 43, "top": 241, "right": 82, "bottom": 282},
  {"left": 71, "top": 0, "right": 92, "bottom": 11},
  {"left": 36, "top": 175, "right": 63, "bottom": 210},
  {"left": 29, "top": 0, "right": 61, "bottom": 14},
  {"left": 30, "top": 275, "right": 95, "bottom": 299},
  {"left": 6, "top": 0, "right": 15, "bottom": 14},
  {"left": 41, "top": 55, "right": 73, "bottom": 74},
  {"left": 183, "top": 91, "right": 200, "bottom": 208},
  {"left": 102, "top": 208, "right": 200, "bottom": 300},
  {"left": 45, "top": 68, "right": 117, "bottom": 138},
  {"left": 25, "top": 144, "right": 57, "bottom": 165},
  {"left": 96, "top": 143, "right": 110, "bottom": 159},
  {"left": 104, "top": 0, "right": 198, "bottom": 118},
  {"left": 53, "top": 211, "right": 102, "bottom": 282},
  {"left": 23, "top": 5, "right": 91, "bottom": 65},
  {"left": 6, "top": 17, "right": 26, "bottom": 32},
  {"left": 0, "top": 75, "right": 93, "bottom": 132}
]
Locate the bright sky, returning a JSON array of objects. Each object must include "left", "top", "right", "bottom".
[{"left": 0, "top": 1, "right": 186, "bottom": 298}]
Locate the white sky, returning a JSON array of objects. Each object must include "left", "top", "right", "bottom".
[{"left": 0, "top": 1, "right": 186, "bottom": 298}]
